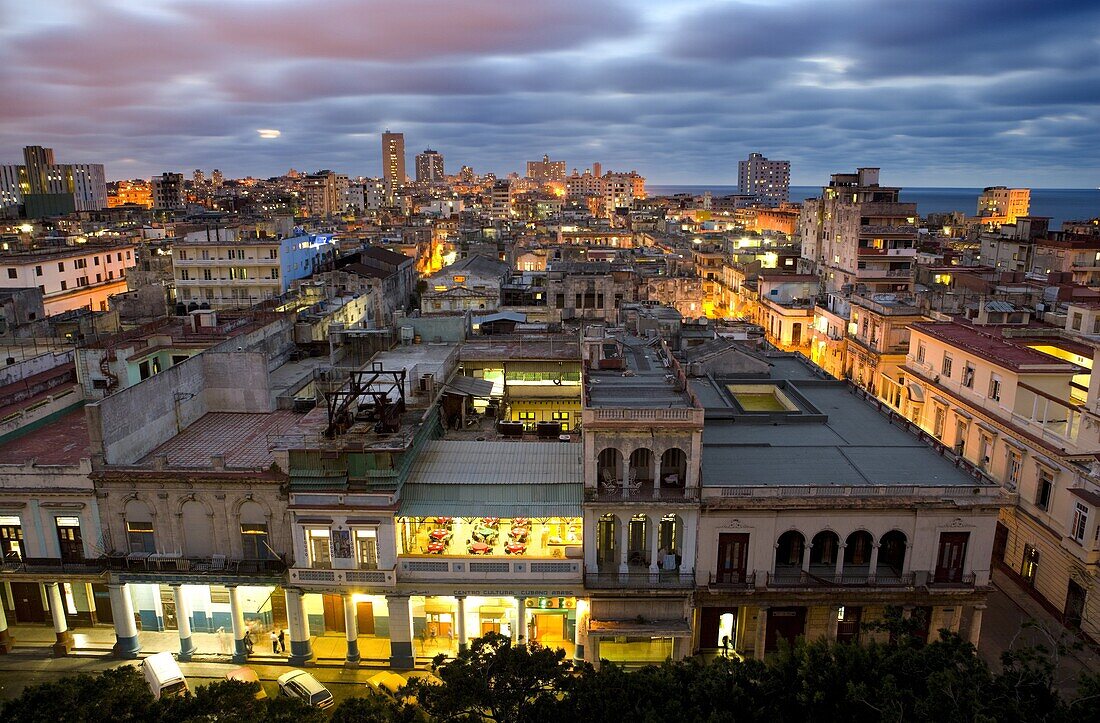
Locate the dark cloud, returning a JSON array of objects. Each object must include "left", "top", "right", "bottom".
[{"left": 0, "top": 0, "right": 1098, "bottom": 187}]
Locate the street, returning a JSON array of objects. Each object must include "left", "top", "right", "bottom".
[{"left": 0, "top": 649, "right": 423, "bottom": 705}]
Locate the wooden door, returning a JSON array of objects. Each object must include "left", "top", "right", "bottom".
[
  {"left": 716, "top": 533, "right": 749, "bottom": 584},
  {"left": 356, "top": 601, "right": 375, "bottom": 635},
  {"left": 91, "top": 584, "right": 113, "bottom": 624},
  {"left": 836, "top": 606, "right": 862, "bottom": 643},
  {"left": 934, "top": 532, "right": 969, "bottom": 583},
  {"left": 322, "top": 594, "right": 345, "bottom": 633},
  {"left": 56, "top": 523, "right": 84, "bottom": 562},
  {"left": 1065, "top": 581, "right": 1086, "bottom": 629},
  {"left": 992, "top": 523, "right": 1008, "bottom": 566},
  {"left": 11, "top": 582, "right": 45, "bottom": 623},
  {"left": 765, "top": 607, "right": 806, "bottom": 652}
]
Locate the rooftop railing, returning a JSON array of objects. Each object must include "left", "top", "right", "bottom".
[{"left": 585, "top": 568, "right": 696, "bottom": 589}]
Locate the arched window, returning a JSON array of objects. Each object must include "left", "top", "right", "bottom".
[
  {"left": 660, "top": 448, "right": 687, "bottom": 487},
  {"left": 845, "top": 531, "right": 874, "bottom": 567},
  {"left": 810, "top": 531, "right": 840, "bottom": 567},
  {"left": 596, "top": 514, "right": 618, "bottom": 569},
  {"left": 597, "top": 448, "right": 623, "bottom": 488},
  {"left": 124, "top": 500, "right": 155, "bottom": 554},
  {"left": 629, "top": 448, "right": 653, "bottom": 484},
  {"left": 775, "top": 530, "right": 804, "bottom": 570},
  {"left": 239, "top": 501, "right": 269, "bottom": 560},
  {"left": 181, "top": 500, "right": 214, "bottom": 558},
  {"left": 878, "top": 530, "right": 907, "bottom": 576}
]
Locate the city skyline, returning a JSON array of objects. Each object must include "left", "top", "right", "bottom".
[{"left": 2, "top": 0, "right": 1099, "bottom": 187}]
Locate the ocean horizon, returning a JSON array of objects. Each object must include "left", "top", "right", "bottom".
[{"left": 647, "top": 185, "right": 1100, "bottom": 230}]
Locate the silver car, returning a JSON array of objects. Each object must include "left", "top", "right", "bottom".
[{"left": 276, "top": 669, "right": 334, "bottom": 710}]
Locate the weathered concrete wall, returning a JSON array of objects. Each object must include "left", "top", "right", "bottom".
[
  {"left": 87, "top": 352, "right": 207, "bottom": 465},
  {"left": 202, "top": 352, "right": 273, "bottom": 413}
]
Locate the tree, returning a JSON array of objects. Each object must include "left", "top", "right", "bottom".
[
  {"left": 331, "top": 694, "right": 427, "bottom": 723},
  {"left": 0, "top": 665, "right": 156, "bottom": 723},
  {"left": 410, "top": 632, "right": 572, "bottom": 722},
  {"left": 156, "top": 680, "right": 270, "bottom": 723}
]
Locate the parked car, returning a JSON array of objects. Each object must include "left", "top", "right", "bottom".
[
  {"left": 143, "top": 652, "right": 189, "bottom": 700},
  {"left": 225, "top": 666, "right": 267, "bottom": 699},
  {"left": 276, "top": 669, "right": 334, "bottom": 710},
  {"left": 367, "top": 671, "right": 441, "bottom": 706}
]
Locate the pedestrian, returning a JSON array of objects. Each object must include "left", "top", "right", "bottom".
[
  {"left": 216, "top": 626, "right": 228, "bottom": 654},
  {"left": 270, "top": 630, "right": 278, "bottom": 654},
  {"left": 278, "top": 629, "right": 286, "bottom": 654}
]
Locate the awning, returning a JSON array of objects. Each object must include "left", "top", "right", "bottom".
[
  {"left": 906, "top": 382, "right": 925, "bottom": 402},
  {"left": 443, "top": 376, "right": 497, "bottom": 398}
]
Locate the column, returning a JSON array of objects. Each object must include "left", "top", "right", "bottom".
[
  {"left": 515, "top": 597, "right": 527, "bottom": 644},
  {"left": 172, "top": 585, "right": 195, "bottom": 661},
  {"left": 867, "top": 544, "right": 880, "bottom": 583},
  {"left": 0, "top": 594, "right": 12, "bottom": 653},
  {"left": 84, "top": 583, "right": 97, "bottom": 625},
  {"left": 285, "top": 589, "right": 313, "bottom": 665},
  {"left": 649, "top": 516, "right": 661, "bottom": 574},
  {"left": 387, "top": 595, "right": 414, "bottom": 669},
  {"left": 573, "top": 601, "right": 588, "bottom": 661},
  {"left": 343, "top": 593, "right": 359, "bottom": 666},
  {"left": 618, "top": 516, "right": 629, "bottom": 574},
  {"left": 968, "top": 605, "right": 985, "bottom": 649},
  {"left": 801, "top": 542, "right": 811, "bottom": 573},
  {"left": 227, "top": 586, "right": 248, "bottom": 663},
  {"left": 621, "top": 462, "right": 630, "bottom": 499},
  {"left": 681, "top": 514, "right": 697, "bottom": 575},
  {"left": 754, "top": 606, "right": 768, "bottom": 660},
  {"left": 652, "top": 451, "right": 662, "bottom": 500},
  {"left": 826, "top": 606, "right": 841, "bottom": 641},
  {"left": 456, "top": 596, "right": 468, "bottom": 653},
  {"left": 47, "top": 582, "right": 73, "bottom": 657},
  {"left": 834, "top": 545, "right": 845, "bottom": 580},
  {"left": 108, "top": 583, "right": 140, "bottom": 658}
]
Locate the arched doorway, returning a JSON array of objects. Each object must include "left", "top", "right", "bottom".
[{"left": 596, "top": 514, "right": 618, "bottom": 571}]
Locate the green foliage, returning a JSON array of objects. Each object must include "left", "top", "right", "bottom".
[
  {"left": 0, "top": 665, "right": 156, "bottom": 723},
  {"left": 0, "top": 667, "right": 324, "bottom": 723},
  {"left": 331, "top": 694, "right": 428, "bottom": 723}
]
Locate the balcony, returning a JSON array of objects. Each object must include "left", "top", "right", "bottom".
[
  {"left": 1, "top": 555, "right": 107, "bottom": 576},
  {"left": 584, "top": 568, "right": 695, "bottom": 589},
  {"left": 928, "top": 572, "right": 976, "bottom": 588},
  {"left": 288, "top": 565, "right": 397, "bottom": 589},
  {"left": 104, "top": 553, "right": 287, "bottom": 578},
  {"left": 586, "top": 485, "right": 699, "bottom": 503},
  {"left": 707, "top": 572, "right": 756, "bottom": 590},
  {"left": 767, "top": 570, "right": 915, "bottom": 588},
  {"left": 398, "top": 557, "right": 581, "bottom": 584}
]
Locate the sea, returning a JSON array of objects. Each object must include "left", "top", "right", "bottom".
[{"left": 647, "top": 185, "right": 1100, "bottom": 230}]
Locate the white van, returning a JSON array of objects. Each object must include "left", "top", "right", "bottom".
[{"left": 143, "top": 651, "right": 189, "bottom": 699}]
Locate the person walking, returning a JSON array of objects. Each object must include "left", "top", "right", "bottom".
[
  {"left": 270, "top": 630, "right": 279, "bottom": 654},
  {"left": 278, "top": 629, "right": 286, "bottom": 654},
  {"left": 216, "top": 626, "right": 228, "bottom": 654}
]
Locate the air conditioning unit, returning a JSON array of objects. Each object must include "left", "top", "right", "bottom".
[{"left": 419, "top": 373, "right": 435, "bottom": 393}]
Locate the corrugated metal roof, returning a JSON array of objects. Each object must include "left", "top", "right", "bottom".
[
  {"left": 398, "top": 440, "right": 583, "bottom": 517},
  {"left": 443, "top": 376, "right": 497, "bottom": 398},
  {"left": 399, "top": 481, "right": 582, "bottom": 517},
  {"left": 404, "top": 441, "right": 582, "bottom": 485}
]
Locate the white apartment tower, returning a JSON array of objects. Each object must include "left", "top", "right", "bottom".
[{"left": 738, "top": 152, "right": 790, "bottom": 205}]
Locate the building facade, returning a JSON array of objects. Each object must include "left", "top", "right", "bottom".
[{"left": 738, "top": 153, "right": 790, "bottom": 206}]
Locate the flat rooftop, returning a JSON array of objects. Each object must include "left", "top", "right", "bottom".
[
  {"left": 0, "top": 407, "right": 89, "bottom": 466},
  {"left": 695, "top": 357, "right": 989, "bottom": 488},
  {"left": 140, "top": 410, "right": 322, "bottom": 470},
  {"left": 587, "top": 336, "right": 693, "bottom": 409}
]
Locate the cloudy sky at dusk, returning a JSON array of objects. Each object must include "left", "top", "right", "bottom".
[{"left": 2, "top": 0, "right": 1099, "bottom": 186}]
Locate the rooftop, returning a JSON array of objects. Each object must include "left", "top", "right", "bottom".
[
  {"left": 587, "top": 336, "right": 694, "bottom": 409},
  {"left": 0, "top": 407, "right": 89, "bottom": 466},
  {"left": 910, "top": 322, "right": 1084, "bottom": 373},
  {"left": 694, "top": 356, "right": 993, "bottom": 489},
  {"left": 140, "top": 410, "right": 320, "bottom": 470}
]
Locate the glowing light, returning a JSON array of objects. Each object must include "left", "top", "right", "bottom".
[
  {"left": 19, "top": 224, "right": 33, "bottom": 233},
  {"left": 257, "top": 129, "right": 282, "bottom": 139}
]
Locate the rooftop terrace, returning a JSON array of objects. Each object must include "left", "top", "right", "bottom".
[{"left": 586, "top": 336, "right": 695, "bottom": 409}]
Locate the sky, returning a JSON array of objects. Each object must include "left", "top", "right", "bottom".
[{"left": 2, "top": 0, "right": 1099, "bottom": 187}]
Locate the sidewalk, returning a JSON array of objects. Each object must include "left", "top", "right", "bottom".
[
  {"left": 979, "top": 569, "right": 1098, "bottom": 694},
  {"left": 2, "top": 624, "right": 438, "bottom": 669}
]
